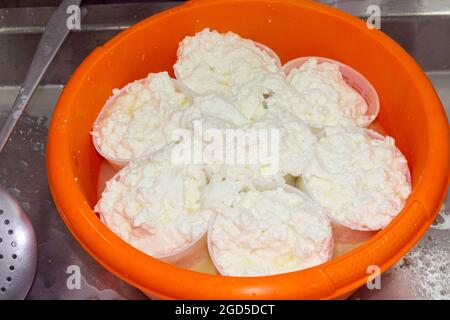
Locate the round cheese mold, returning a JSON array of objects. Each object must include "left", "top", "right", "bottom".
[
  {"left": 207, "top": 183, "right": 333, "bottom": 277},
  {"left": 283, "top": 57, "right": 379, "bottom": 128},
  {"left": 173, "top": 28, "right": 282, "bottom": 96},
  {"left": 302, "top": 125, "right": 412, "bottom": 231},
  {"left": 94, "top": 149, "right": 212, "bottom": 268},
  {"left": 92, "top": 72, "right": 194, "bottom": 168}
]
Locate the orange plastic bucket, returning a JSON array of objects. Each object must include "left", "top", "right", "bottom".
[{"left": 47, "top": 0, "right": 450, "bottom": 299}]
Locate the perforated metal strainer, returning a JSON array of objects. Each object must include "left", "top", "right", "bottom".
[{"left": 0, "top": 186, "right": 37, "bottom": 299}]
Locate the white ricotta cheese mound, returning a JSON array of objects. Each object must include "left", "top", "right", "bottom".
[
  {"left": 231, "top": 71, "right": 295, "bottom": 122},
  {"left": 208, "top": 186, "right": 333, "bottom": 276},
  {"left": 248, "top": 107, "right": 317, "bottom": 178},
  {"left": 94, "top": 147, "right": 211, "bottom": 257},
  {"left": 174, "top": 28, "right": 280, "bottom": 98},
  {"left": 168, "top": 94, "right": 316, "bottom": 187},
  {"left": 92, "top": 72, "right": 191, "bottom": 161},
  {"left": 303, "top": 125, "right": 412, "bottom": 231},
  {"left": 168, "top": 94, "right": 285, "bottom": 187},
  {"left": 286, "top": 58, "right": 370, "bottom": 128},
  {"left": 205, "top": 163, "right": 287, "bottom": 192},
  {"left": 174, "top": 94, "right": 250, "bottom": 131}
]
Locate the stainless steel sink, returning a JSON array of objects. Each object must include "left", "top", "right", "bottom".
[{"left": 0, "top": 0, "right": 448, "bottom": 300}]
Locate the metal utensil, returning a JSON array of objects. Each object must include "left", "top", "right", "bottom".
[
  {"left": 0, "top": 187, "right": 37, "bottom": 300},
  {"left": 0, "top": 0, "right": 81, "bottom": 300}
]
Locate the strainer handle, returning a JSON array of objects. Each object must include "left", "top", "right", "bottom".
[{"left": 0, "top": 0, "right": 82, "bottom": 153}]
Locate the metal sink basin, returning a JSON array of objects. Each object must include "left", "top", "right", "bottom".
[{"left": 0, "top": 0, "right": 448, "bottom": 300}]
